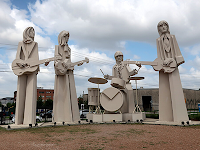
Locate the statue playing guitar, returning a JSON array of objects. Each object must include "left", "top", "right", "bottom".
[
  {"left": 53, "top": 30, "right": 89, "bottom": 123},
  {"left": 12, "top": 27, "right": 52, "bottom": 125},
  {"left": 123, "top": 21, "right": 189, "bottom": 122}
]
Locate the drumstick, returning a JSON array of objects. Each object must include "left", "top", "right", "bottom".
[{"left": 100, "top": 69, "right": 105, "bottom": 76}]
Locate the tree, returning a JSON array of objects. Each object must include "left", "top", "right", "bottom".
[
  {"left": 6, "top": 102, "right": 12, "bottom": 108},
  {"left": 37, "top": 95, "right": 44, "bottom": 109},
  {"left": 78, "top": 95, "right": 83, "bottom": 109},
  {"left": 0, "top": 101, "right": 2, "bottom": 107},
  {"left": 44, "top": 99, "right": 53, "bottom": 110}
]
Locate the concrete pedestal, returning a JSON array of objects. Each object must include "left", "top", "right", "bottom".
[
  {"left": 87, "top": 113, "right": 93, "bottom": 121},
  {"left": 123, "top": 112, "right": 146, "bottom": 122},
  {"left": 87, "top": 113, "right": 103, "bottom": 122},
  {"left": 132, "top": 112, "right": 146, "bottom": 121},
  {"left": 102, "top": 114, "right": 122, "bottom": 122}
]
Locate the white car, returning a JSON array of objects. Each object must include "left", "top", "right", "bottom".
[
  {"left": 79, "top": 109, "right": 89, "bottom": 118},
  {"left": 12, "top": 115, "right": 42, "bottom": 123}
]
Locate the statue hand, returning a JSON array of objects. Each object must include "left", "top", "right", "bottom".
[
  {"left": 136, "top": 61, "right": 142, "bottom": 68},
  {"left": 104, "top": 74, "right": 109, "bottom": 79},
  {"left": 45, "top": 59, "right": 50, "bottom": 66},
  {"left": 163, "top": 59, "right": 173, "bottom": 66},
  {"left": 77, "top": 61, "right": 84, "bottom": 66}
]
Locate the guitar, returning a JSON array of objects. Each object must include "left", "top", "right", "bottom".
[
  {"left": 123, "top": 57, "right": 176, "bottom": 73},
  {"left": 55, "top": 57, "right": 89, "bottom": 75},
  {"left": 12, "top": 57, "right": 59, "bottom": 76}
]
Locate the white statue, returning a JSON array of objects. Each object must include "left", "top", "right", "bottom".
[
  {"left": 53, "top": 31, "right": 89, "bottom": 123},
  {"left": 103, "top": 51, "right": 141, "bottom": 113},
  {"left": 156, "top": 20, "right": 189, "bottom": 122},
  {"left": 12, "top": 27, "right": 49, "bottom": 125}
]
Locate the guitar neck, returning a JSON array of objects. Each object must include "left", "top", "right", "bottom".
[
  {"left": 70, "top": 59, "right": 87, "bottom": 67},
  {"left": 123, "top": 60, "right": 157, "bottom": 66},
  {"left": 30, "top": 57, "right": 55, "bottom": 67}
]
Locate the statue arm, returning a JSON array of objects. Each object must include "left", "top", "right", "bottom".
[
  {"left": 126, "top": 65, "right": 138, "bottom": 76},
  {"left": 104, "top": 67, "right": 115, "bottom": 80}
]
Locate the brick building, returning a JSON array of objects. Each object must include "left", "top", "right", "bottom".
[
  {"left": 37, "top": 87, "right": 54, "bottom": 101},
  {"left": 14, "top": 87, "right": 54, "bottom": 102}
]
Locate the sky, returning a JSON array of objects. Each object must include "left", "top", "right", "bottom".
[{"left": 0, "top": 0, "right": 200, "bottom": 98}]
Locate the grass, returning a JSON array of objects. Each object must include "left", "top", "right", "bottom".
[{"left": 189, "top": 113, "right": 200, "bottom": 121}]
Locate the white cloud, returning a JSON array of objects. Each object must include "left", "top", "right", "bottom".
[
  {"left": 133, "top": 55, "right": 140, "bottom": 60},
  {"left": 27, "top": 0, "right": 200, "bottom": 51}
]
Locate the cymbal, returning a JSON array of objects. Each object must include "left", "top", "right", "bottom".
[
  {"left": 88, "top": 77, "right": 108, "bottom": 84},
  {"left": 129, "top": 77, "right": 144, "bottom": 80}
]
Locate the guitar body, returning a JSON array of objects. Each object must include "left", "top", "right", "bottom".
[
  {"left": 55, "top": 61, "right": 69, "bottom": 75},
  {"left": 55, "top": 57, "right": 89, "bottom": 75},
  {"left": 12, "top": 56, "right": 57, "bottom": 76},
  {"left": 12, "top": 59, "right": 39, "bottom": 76}
]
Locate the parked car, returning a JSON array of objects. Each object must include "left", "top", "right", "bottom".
[
  {"left": 40, "top": 110, "right": 53, "bottom": 118},
  {"left": 12, "top": 115, "right": 42, "bottom": 123},
  {"left": 79, "top": 109, "right": 89, "bottom": 118},
  {"left": 9, "top": 114, "right": 15, "bottom": 120}
]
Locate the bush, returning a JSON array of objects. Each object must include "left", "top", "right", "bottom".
[
  {"left": 189, "top": 113, "right": 200, "bottom": 121},
  {"left": 146, "top": 114, "right": 159, "bottom": 119}
]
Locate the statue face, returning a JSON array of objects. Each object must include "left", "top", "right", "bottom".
[
  {"left": 63, "top": 33, "right": 69, "bottom": 43},
  {"left": 115, "top": 55, "right": 123, "bottom": 63},
  {"left": 29, "top": 28, "right": 35, "bottom": 38},
  {"left": 158, "top": 23, "right": 168, "bottom": 34}
]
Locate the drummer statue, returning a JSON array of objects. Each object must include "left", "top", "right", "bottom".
[{"left": 104, "top": 51, "right": 141, "bottom": 114}]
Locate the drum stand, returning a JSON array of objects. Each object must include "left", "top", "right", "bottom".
[
  {"left": 130, "top": 77, "right": 144, "bottom": 113},
  {"left": 95, "top": 83, "right": 101, "bottom": 114}
]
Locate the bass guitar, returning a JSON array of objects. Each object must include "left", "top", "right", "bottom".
[
  {"left": 12, "top": 57, "right": 60, "bottom": 76},
  {"left": 55, "top": 57, "right": 89, "bottom": 75},
  {"left": 123, "top": 57, "right": 176, "bottom": 73}
]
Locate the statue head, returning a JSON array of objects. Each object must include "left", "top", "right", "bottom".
[
  {"left": 157, "top": 20, "right": 170, "bottom": 36},
  {"left": 58, "top": 30, "right": 70, "bottom": 46},
  {"left": 23, "top": 27, "right": 35, "bottom": 44},
  {"left": 114, "top": 51, "right": 123, "bottom": 63}
]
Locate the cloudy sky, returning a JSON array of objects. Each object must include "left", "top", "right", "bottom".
[{"left": 0, "top": 0, "right": 200, "bottom": 98}]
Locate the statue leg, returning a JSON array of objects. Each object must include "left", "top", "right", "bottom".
[
  {"left": 23, "top": 72, "right": 37, "bottom": 125},
  {"left": 169, "top": 69, "right": 189, "bottom": 122},
  {"left": 159, "top": 71, "right": 173, "bottom": 121},
  {"left": 15, "top": 75, "right": 27, "bottom": 125},
  {"left": 54, "top": 75, "right": 69, "bottom": 122},
  {"left": 68, "top": 71, "right": 80, "bottom": 122}
]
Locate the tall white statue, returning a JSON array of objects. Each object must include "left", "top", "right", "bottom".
[
  {"left": 53, "top": 31, "right": 89, "bottom": 123},
  {"left": 156, "top": 20, "right": 189, "bottom": 122},
  {"left": 12, "top": 27, "right": 41, "bottom": 125}
]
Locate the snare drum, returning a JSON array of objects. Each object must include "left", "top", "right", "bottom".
[{"left": 111, "top": 78, "right": 125, "bottom": 89}]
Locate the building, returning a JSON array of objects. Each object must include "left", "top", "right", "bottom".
[
  {"left": 84, "top": 88, "right": 200, "bottom": 111},
  {"left": 0, "top": 97, "right": 15, "bottom": 106},
  {"left": 37, "top": 87, "right": 54, "bottom": 101},
  {"left": 14, "top": 87, "right": 54, "bottom": 102},
  {"left": 134, "top": 88, "right": 200, "bottom": 111}
]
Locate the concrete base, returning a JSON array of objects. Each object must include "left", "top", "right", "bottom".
[
  {"left": 93, "top": 114, "right": 103, "bottom": 122},
  {"left": 87, "top": 113, "right": 93, "bottom": 122},
  {"left": 122, "top": 112, "right": 146, "bottom": 122},
  {"left": 103, "top": 114, "right": 122, "bottom": 122},
  {"left": 87, "top": 113, "right": 103, "bottom": 122},
  {"left": 155, "top": 120, "right": 192, "bottom": 126},
  {"left": 122, "top": 113, "right": 133, "bottom": 122},
  {"left": 132, "top": 112, "right": 146, "bottom": 121}
]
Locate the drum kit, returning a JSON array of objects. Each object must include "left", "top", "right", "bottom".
[{"left": 88, "top": 71, "right": 144, "bottom": 114}]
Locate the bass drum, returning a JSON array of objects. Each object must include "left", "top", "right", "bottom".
[{"left": 100, "top": 87, "right": 124, "bottom": 112}]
